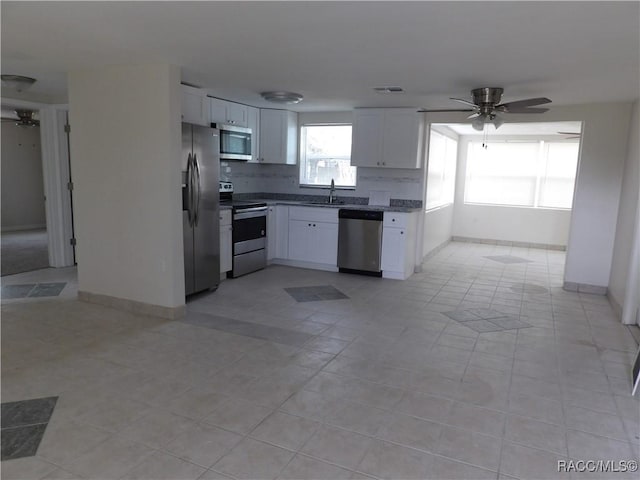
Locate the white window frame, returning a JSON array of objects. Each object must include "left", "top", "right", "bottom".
[
  {"left": 425, "top": 129, "right": 458, "bottom": 211},
  {"left": 298, "top": 123, "right": 356, "bottom": 189},
  {"left": 463, "top": 138, "right": 579, "bottom": 210}
]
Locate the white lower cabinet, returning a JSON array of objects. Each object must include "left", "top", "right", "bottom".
[
  {"left": 267, "top": 205, "right": 289, "bottom": 261},
  {"left": 219, "top": 210, "right": 232, "bottom": 274},
  {"left": 381, "top": 212, "right": 417, "bottom": 280},
  {"left": 288, "top": 220, "right": 338, "bottom": 265},
  {"left": 287, "top": 206, "right": 338, "bottom": 267}
]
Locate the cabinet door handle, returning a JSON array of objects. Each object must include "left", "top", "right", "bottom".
[
  {"left": 382, "top": 162, "right": 386, "bottom": 166},
  {"left": 313, "top": 224, "right": 316, "bottom": 227},
  {"left": 308, "top": 223, "right": 311, "bottom": 226},
  {"left": 400, "top": 231, "right": 404, "bottom": 235},
  {"left": 392, "top": 218, "right": 395, "bottom": 222}
]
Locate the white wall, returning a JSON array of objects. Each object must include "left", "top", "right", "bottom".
[
  {"left": 451, "top": 137, "right": 572, "bottom": 246},
  {"left": 423, "top": 205, "right": 454, "bottom": 256},
  {"left": 226, "top": 111, "right": 423, "bottom": 201},
  {"left": 68, "top": 64, "right": 184, "bottom": 309},
  {"left": 425, "top": 102, "right": 633, "bottom": 288},
  {"left": 562, "top": 103, "right": 633, "bottom": 288},
  {"left": 609, "top": 100, "right": 639, "bottom": 322},
  {"left": 1, "top": 122, "right": 46, "bottom": 230}
]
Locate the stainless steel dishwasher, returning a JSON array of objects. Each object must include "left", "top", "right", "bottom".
[{"left": 337, "top": 209, "right": 383, "bottom": 276}]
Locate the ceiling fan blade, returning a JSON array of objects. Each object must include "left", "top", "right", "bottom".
[
  {"left": 450, "top": 97, "right": 478, "bottom": 108},
  {"left": 417, "top": 108, "right": 475, "bottom": 113},
  {"left": 467, "top": 112, "right": 480, "bottom": 119},
  {"left": 500, "top": 107, "right": 549, "bottom": 114},
  {"left": 557, "top": 131, "right": 581, "bottom": 136},
  {"left": 496, "top": 97, "right": 552, "bottom": 112}
]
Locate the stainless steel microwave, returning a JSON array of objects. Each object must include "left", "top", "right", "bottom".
[{"left": 213, "top": 123, "right": 252, "bottom": 161}]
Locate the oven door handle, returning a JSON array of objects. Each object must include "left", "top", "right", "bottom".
[{"left": 234, "top": 208, "right": 267, "bottom": 220}]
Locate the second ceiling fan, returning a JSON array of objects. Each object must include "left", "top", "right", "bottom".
[{"left": 419, "top": 87, "right": 552, "bottom": 130}]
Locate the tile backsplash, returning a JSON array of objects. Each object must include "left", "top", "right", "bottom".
[{"left": 223, "top": 161, "right": 423, "bottom": 201}]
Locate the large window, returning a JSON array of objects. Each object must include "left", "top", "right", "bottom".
[
  {"left": 464, "top": 140, "right": 579, "bottom": 209},
  {"left": 299, "top": 124, "right": 356, "bottom": 188},
  {"left": 425, "top": 130, "right": 458, "bottom": 210}
]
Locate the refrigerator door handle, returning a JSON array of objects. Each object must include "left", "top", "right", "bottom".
[
  {"left": 186, "top": 152, "right": 194, "bottom": 226},
  {"left": 194, "top": 153, "right": 201, "bottom": 226}
]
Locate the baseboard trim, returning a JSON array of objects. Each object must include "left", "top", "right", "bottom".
[
  {"left": 269, "top": 258, "right": 339, "bottom": 273},
  {"left": 451, "top": 236, "right": 566, "bottom": 251},
  {"left": 1, "top": 224, "right": 47, "bottom": 232},
  {"left": 562, "top": 281, "right": 608, "bottom": 296},
  {"left": 422, "top": 239, "right": 452, "bottom": 263},
  {"left": 78, "top": 290, "right": 185, "bottom": 320},
  {"left": 608, "top": 292, "right": 623, "bottom": 318}
]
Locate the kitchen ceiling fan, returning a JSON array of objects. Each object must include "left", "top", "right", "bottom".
[
  {"left": 419, "top": 87, "right": 551, "bottom": 130},
  {"left": 1, "top": 109, "right": 40, "bottom": 127}
]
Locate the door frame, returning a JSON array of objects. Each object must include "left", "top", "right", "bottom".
[{"left": 2, "top": 97, "right": 74, "bottom": 267}]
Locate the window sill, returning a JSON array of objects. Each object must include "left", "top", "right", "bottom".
[{"left": 463, "top": 202, "right": 571, "bottom": 211}]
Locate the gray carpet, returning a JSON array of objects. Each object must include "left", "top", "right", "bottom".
[{"left": 1, "top": 229, "right": 49, "bottom": 276}]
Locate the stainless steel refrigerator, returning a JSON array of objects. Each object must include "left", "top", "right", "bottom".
[{"left": 182, "top": 123, "right": 220, "bottom": 296}]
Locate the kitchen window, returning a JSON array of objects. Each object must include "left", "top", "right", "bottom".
[
  {"left": 299, "top": 124, "right": 356, "bottom": 188},
  {"left": 425, "top": 130, "right": 457, "bottom": 210},
  {"left": 464, "top": 140, "right": 579, "bottom": 209}
]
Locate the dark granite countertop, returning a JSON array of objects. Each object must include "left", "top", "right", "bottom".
[{"left": 228, "top": 192, "right": 422, "bottom": 213}]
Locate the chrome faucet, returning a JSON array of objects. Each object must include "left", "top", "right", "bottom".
[{"left": 328, "top": 178, "right": 336, "bottom": 204}]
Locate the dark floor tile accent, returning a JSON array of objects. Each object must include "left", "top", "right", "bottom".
[
  {"left": 1, "top": 424, "right": 48, "bottom": 461},
  {"left": 445, "top": 307, "right": 532, "bottom": 333},
  {"left": 28, "top": 282, "right": 66, "bottom": 298},
  {"left": 466, "top": 308, "right": 505, "bottom": 319},
  {"left": 489, "top": 317, "right": 532, "bottom": 330},
  {"left": 444, "top": 308, "right": 505, "bottom": 322},
  {"left": 509, "top": 282, "right": 549, "bottom": 294},
  {"left": 1, "top": 397, "right": 58, "bottom": 429},
  {"left": 284, "top": 285, "right": 349, "bottom": 303},
  {"left": 1, "top": 396, "right": 57, "bottom": 462},
  {"left": 463, "top": 320, "right": 505, "bottom": 333},
  {"left": 483, "top": 255, "right": 533, "bottom": 264},
  {"left": 1, "top": 284, "right": 36, "bottom": 299},
  {"left": 182, "top": 312, "right": 313, "bottom": 347},
  {"left": 443, "top": 310, "right": 482, "bottom": 322}
]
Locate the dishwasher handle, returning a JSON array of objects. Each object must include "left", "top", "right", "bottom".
[{"left": 338, "top": 209, "right": 384, "bottom": 221}]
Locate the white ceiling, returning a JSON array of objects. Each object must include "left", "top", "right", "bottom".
[{"left": 1, "top": 2, "right": 638, "bottom": 111}]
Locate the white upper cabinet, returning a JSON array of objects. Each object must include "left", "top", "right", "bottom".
[
  {"left": 351, "top": 109, "right": 384, "bottom": 168},
  {"left": 351, "top": 108, "right": 424, "bottom": 169},
  {"left": 246, "top": 106, "right": 260, "bottom": 163},
  {"left": 181, "top": 85, "right": 210, "bottom": 126},
  {"left": 259, "top": 109, "right": 298, "bottom": 164},
  {"left": 210, "top": 97, "right": 249, "bottom": 127}
]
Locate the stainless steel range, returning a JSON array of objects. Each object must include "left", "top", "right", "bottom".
[{"left": 220, "top": 182, "right": 267, "bottom": 277}]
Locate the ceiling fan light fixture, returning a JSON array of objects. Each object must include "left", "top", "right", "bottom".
[
  {"left": 260, "top": 91, "right": 303, "bottom": 104},
  {"left": 1, "top": 75, "right": 37, "bottom": 92},
  {"left": 471, "top": 116, "right": 486, "bottom": 131}
]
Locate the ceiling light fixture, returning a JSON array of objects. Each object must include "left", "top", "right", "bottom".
[
  {"left": 373, "top": 86, "right": 404, "bottom": 93},
  {"left": 1, "top": 75, "right": 37, "bottom": 92},
  {"left": 260, "top": 91, "right": 304, "bottom": 104}
]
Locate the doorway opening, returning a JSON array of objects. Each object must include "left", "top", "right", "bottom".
[{"left": 1, "top": 107, "right": 49, "bottom": 276}]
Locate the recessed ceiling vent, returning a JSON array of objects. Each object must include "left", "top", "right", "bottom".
[{"left": 373, "top": 86, "right": 404, "bottom": 93}]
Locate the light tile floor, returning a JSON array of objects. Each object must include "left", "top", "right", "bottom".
[{"left": 1, "top": 242, "right": 639, "bottom": 479}]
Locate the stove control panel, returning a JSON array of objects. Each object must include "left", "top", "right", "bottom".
[{"left": 219, "top": 181, "right": 234, "bottom": 193}]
